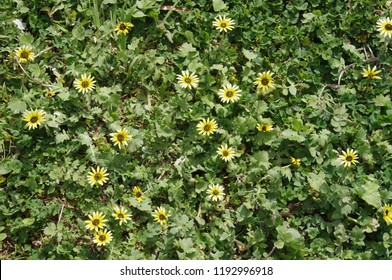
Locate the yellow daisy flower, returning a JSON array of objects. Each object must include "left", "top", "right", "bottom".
[
  {"left": 257, "top": 123, "right": 274, "bottom": 132},
  {"left": 196, "top": 118, "right": 218, "bottom": 136},
  {"left": 213, "top": 15, "right": 235, "bottom": 33},
  {"left": 217, "top": 144, "right": 235, "bottom": 162},
  {"left": 154, "top": 206, "right": 169, "bottom": 226},
  {"left": 110, "top": 128, "right": 131, "bottom": 148},
  {"left": 85, "top": 211, "right": 107, "bottom": 231},
  {"left": 206, "top": 184, "right": 225, "bottom": 202},
  {"left": 217, "top": 83, "right": 242, "bottom": 103},
  {"left": 112, "top": 205, "right": 131, "bottom": 226},
  {"left": 44, "top": 91, "right": 56, "bottom": 98},
  {"left": 93, "top": 229, "right": 113, "bottom": 246},
  {"left": 133, "top": 186, "right": 145, "bottom": 203},
  {"left": 254, "top": 71, "right": 275, "bottom": 92},
  {"left": 22, "top": 110, "right": 45, "bottom": 130},
  {"left": 383, "top": 204, "right": 392, "bottom": 225},
  {"left": 176, "top": 70, "right": 199, "bottom": 89},
  {"left": 87, "top": 166, "right": 109, "bottom": 186},
  {"left": 74, "top": 74, "right": 96, "bottom": 94},
  {"left": 377, "top": 17, "right": 392, "bottom": 38},
  {"left": 290, "top": 156, "right": 301, "bottom": 168},
  {"left": 15, "top": 46, "right": 35, "bottom": 63},
  {"left": 338, "top": 148, "right": 359, "bottom": 167},
  {"left": 362, "top": 65, "right": 382, "bottom": 80},
  {"left": 115, "top": 22, "right": 134, "bottom": 35}
]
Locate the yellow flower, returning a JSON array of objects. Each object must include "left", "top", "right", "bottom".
[
  {"left": 133, "top": 186, "right": 145, "bottom": 203},
  {"left": 22, "top": 110, "right": 45, "bottom": 130},
  {"left": 87, "top": 166, "right": 109, "bottom": 186},
  {"left": 383, "top": 204, "right": 392, "bottom": 225},
  {"left": 15, "top": 46, "right": 35, "bottom": 63},
  {"left": 110, "top": 128, "right": 131, "bottom": 148},
  {"left": 115, "top": 22, "right": 134, "bottom": 35},
  {"left": 362, "top": 65, "right": 382, "bottom": 80},
  {"left": 176, "top": 70, "right": 199, "bottom": 89},
  {"left": 338, "top": 148, "right": 359, "bottom": 167},
  {"left": 154, "top": 206, "right": 169, "bottom": 226},
  {"left": 377, "top": 17, "right": 392, "bottom": 38},
  {"left": 85, "top": 211, "right": 107, "bottom": 231},
  {"left": 206, "top": 184, "right": 225, "bottom": 202},
  {"left": 290, "top": 156, "right": 301, "bottom": 168},
  {"left": 217, "top": 83, "right": 242, "bottom": 103},
  {"left": 217, "top": 144, "right": 235, "bottom": 162},
  {"left": 254, "top": 71, "right": 275, "bottom": 92},
  {"left": 0, "top": 175, "right": 6, "bottom": 184},
  {"left": 112, "top": 205, "right": 131, "bottom": 226},
  {"left": 213, "top": 15, "right": 235, "bottom": 33},
  {"left": 45, "top": 91, "right": 56, "bottom": 98},
  {"left": 93, "top": 229, "right": 113, "bottom": 246},
  {"left": 196, "top": 118, "right": 218, "bottom": 136},
  {"left": 257, "top": 123, "right": 273, "bottom": 132},
  {"left": 74, "top": 74, "right": 96, "bottom": 94}
]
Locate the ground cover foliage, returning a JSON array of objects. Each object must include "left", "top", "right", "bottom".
[{"left": 0, "top": 0, "right": 391, "bottom": 260}]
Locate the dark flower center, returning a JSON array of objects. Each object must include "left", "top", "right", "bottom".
[
  {"left": 385, "top": 23, "right": 392, "bottom": 31},
  {"left": 99, "top": 235, "right": 106, "bottom": 241},
  {"left": 203, "top": 124, "right": 211, "bottom": 131},
  {"left": 184, "top": 77, "right": 192, "bottom": 84},
  {"left": 135, "top": 192, "right": 142, "bottom": 198},
  {"left": 117, "top": 213, "right": 124, "bottom": 219},
  {"left": 117, "top": 134, "right": 125, "bottom": 142},
  {"left": 159, "top": 214, "right": 166, "bottom": 220},
  {"left": 120, "top": 23, "right": 127, "bottom": 30},
  {"left": 225, "top": 90, "right": 234, "bottom": 98},
  {"left": 21, "top": 51, "right": 29, "bottom": 59},
  {"left": 30, "top": 116, "right": 38, "bottom": 123},
  {"left": 92, "top": 219, "right": 100, "bottom": 226},
  {"left": 222, "top": 150, "right": 229, "bottom": 157},
  {"left": 94, "top": 173, "right": 103, "bottom": 181},
  {"left": 220, "top": 23, "right": 227, "bottom": 28},
  {"left": 262, "top": 125, "right": 267, "bottom": 131},
  {"left": 81, "top": 81, "right": 90, "bottom": 88},
  {"left": 346, "top": 156, "right": 353, "bottom": 161},
  {"left": 261, "top": 78, "right": 270, "bottom": 85},
  {"left": 212, "top": 190, "right": 219, "bottom": 196},
  {"left": 386, "top": 210, "right": 389, "bottom": 216}
]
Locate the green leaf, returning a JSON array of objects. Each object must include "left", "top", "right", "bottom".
[
  {"left": 242, "top": 49, "right": 258, "bottom": 60},
  {"left": 177, "top": 238, "right": 194, "bottom": 253},
  {"left": 0, "top": 159, "right": 23, "bottom": 175},
  {"left": 22, "top": 218, "right": 35, "bottom": 226},
  {"left": 357, "top": 180, "right": 381, "bottom": 208},
  {"left": 343, "top": 43, "right": 364, "bottom": 60},
  {"left": 213, "top": 0, "right": 227, "bottom": 12},
  {"left": 0, "top": 233, "right": 7, "bottom": 241},
  {"left": 250, "top": 151, "right": 270, "bottom": 170},
  {"left": 178, "top": 42, "right": 197, "bottom": 57},
  {"left": 78, "top": 132, "right": 92, "bottom": 146},
  {"left": 72, "top": 25, "right": 86, "bottom": 41},
  {"left": 184, "top": 31, "right": 197, "bottom": 45},
  {"left": 55, "top": 131, "right": 70, "bottom": 144},
  {"left": 373, "top": 95, "right": 391, "bottom": 107},
  {"left": 281, "top": 129, "right": 306, "bottom": 142},
  {"left": 44, "top": 223, "right": 57, "bottom": 237},
  {"left": 133, "top": 11, "right": 146, "bottom": 18},
  {"left": 307, "top": 172, "right": 326, "bottom": 192},
  {"left": 236, "top": 205, "right": 253, "bottom": 222},
  {"left": 19, "top": 33, "right": 34, "bottom": 46},
  {"left": 7, "top": 98, "right": 27, "bottom": 113}
]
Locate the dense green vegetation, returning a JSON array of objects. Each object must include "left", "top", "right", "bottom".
[{"left": 0, "top": 0, "right": 391, "bottom": 259}]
